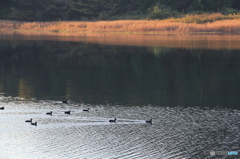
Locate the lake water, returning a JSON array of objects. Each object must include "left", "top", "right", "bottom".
[{"left": 0, "top": 31, "right": 239, "bottom": 159}]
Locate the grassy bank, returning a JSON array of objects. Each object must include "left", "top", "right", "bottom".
[{"left": 1, "top": 13, "right": 240, "bottom": 33}]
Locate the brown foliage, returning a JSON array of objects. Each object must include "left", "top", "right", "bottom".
[{"left": 0, "top": 18, "right": 240, "bottom": 33}]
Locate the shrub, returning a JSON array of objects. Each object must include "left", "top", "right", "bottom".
[
  {"left": 148, "top": 4, "right": 178, "bottom": 20},
  {"left": 221, "top": 8, "right": 239, "bottom": 15},
  {"left": 177, "top": 13, "right": 233, "bottom": 23},
  {"left": 97, "top": 11, "right": 110, "bottom": 20}
]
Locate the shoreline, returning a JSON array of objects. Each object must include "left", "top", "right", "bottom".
[
  {"left": 1, "top": 28, "right": 238, "bottom": 36},
  {"left": 1, "top": 29, "right": 240, "bottom": 50}
]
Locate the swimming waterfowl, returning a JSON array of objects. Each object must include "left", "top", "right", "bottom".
[
  {"left": 83, "top": 108, "right": 89, "bottom": 112},
  {"left": 146, "top": 119, "right": 152, "bottom": 125},
  {"left": 46, "top": 111, "right": 52, "bottom": 116},
  {"left": 0, "top": 107, "right": 4, "bottom": 110},
  {"left": 25, "top": 118, "right": 32, "bottom": 122},
  {"left": 64, "top": 110, "right": 70, "bottom": 115},
  {"left": 62, "top": 99, "right": 68, "bottom": 104},
  {"left": 31, "top": 122, "right": 37, "bottom": 126},
  {"left": 109, "top": 118, "right": 116, "bottom": 123}
]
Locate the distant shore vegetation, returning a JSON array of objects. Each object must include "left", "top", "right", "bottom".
[
  {"left": 1, "top": 13, "right": 240, "bottom": 34},
  {"left": 1, "top": 0, "right": 240, "bottom": 33}
]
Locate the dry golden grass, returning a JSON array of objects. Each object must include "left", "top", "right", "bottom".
[{"left": 1, "top": 18, "right": 240, "bottom": 33}]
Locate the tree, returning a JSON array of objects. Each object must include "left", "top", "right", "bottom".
[
  {"left": 169, "top": 0, "right": 191, "bottom": 12},
  {"left": 188, "top": 0, "right": 204, "bottom": 11},
  {"left": 0, "top": 0, "right": 239, "bottom": 21},
  {"left": 66, "top": 0, "right": 100, "bottom": 20},
  {"left": 201, "top": 0, "right": 233, "bottom": 11}
]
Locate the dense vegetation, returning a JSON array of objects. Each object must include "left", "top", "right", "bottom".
[{"left": 1, "top": 0, "right": 240, "bottom": 21}]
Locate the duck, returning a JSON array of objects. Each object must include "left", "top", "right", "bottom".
[
  {"left": 62, "top": 99, "right": 68, "bottom": 104},
  {"left": 109, "top": 118, "right": 116, "bottom": 123},
  {"left": 64, "top": 110, "right": 70, "bottom": 115},
  {"left": 31, "top": 121, "right": 37, "bottom": 126},
  {"left": 25, "top": 118, "right": 32, "bottom": 122},
  {"left": 83, "top": 108, "right": 89, "bottom": 112},
  {"left": 0, "top": 107, "right": 4, "bottom": 110},
  {"left": 145, "top": 119, "right": 152, "bottom": 125},
  {"left": 46, "top": 111, "right": 52, "bottom": 116}
]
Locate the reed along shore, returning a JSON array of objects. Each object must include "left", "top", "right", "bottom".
[{"left": 1, "top": 18, "right": 240, "bottom": 34}]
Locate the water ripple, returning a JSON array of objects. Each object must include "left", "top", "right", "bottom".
[{"left": 0, "top": 98, "right": 239, "bottom": 158}]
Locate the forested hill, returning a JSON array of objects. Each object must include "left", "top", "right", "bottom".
[{"left": 1, "top": 0, "right": 240, "bottom": 21}]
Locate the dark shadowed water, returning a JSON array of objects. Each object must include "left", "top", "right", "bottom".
[{"left": 0, "top": 32, "right": 239, "bottom": 159}]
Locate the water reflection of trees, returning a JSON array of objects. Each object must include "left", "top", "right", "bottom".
[{"left": 0, "top": 40, "right": 240, "bottom": 107}]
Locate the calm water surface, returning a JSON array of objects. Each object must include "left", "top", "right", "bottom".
[{"left": 0, "top": 32, "right": 239, "bottom": 159}]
